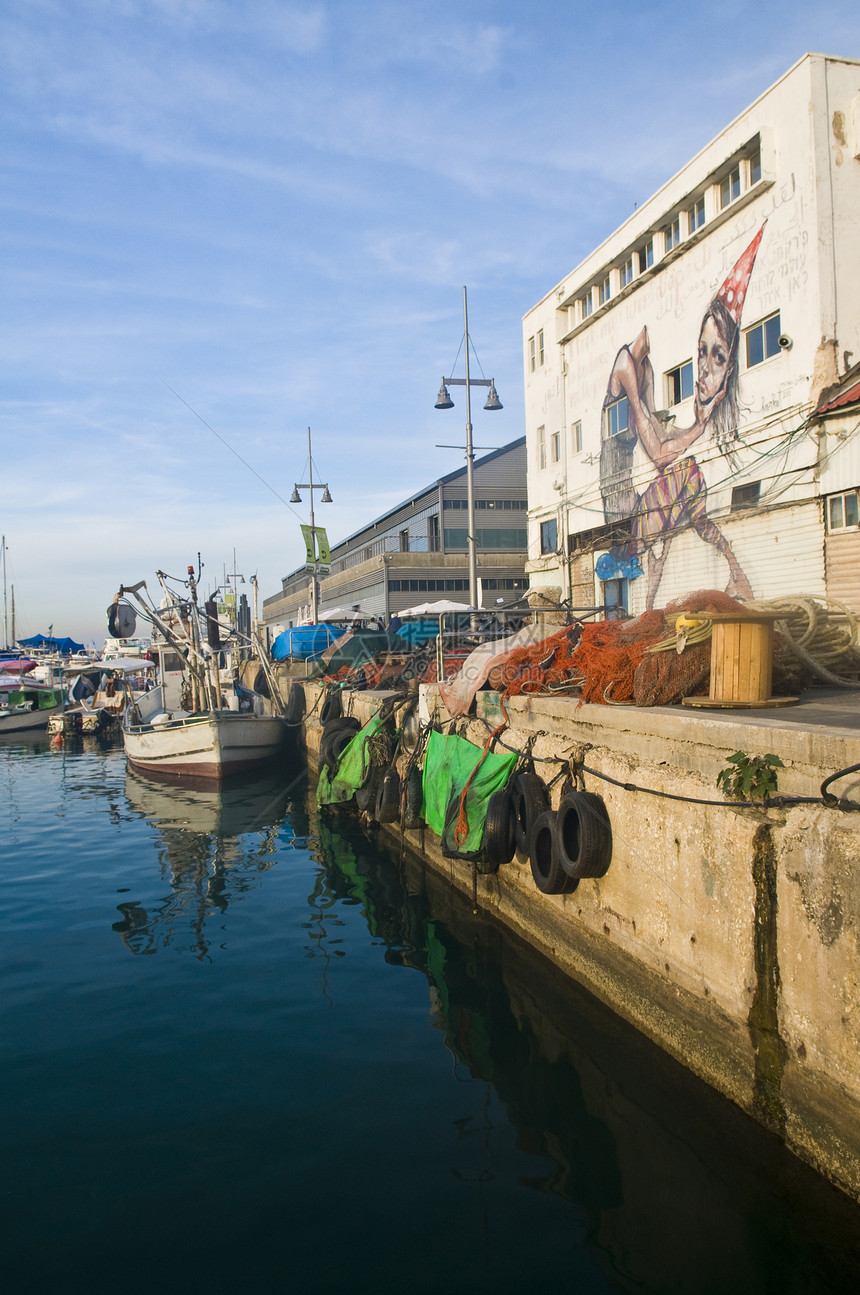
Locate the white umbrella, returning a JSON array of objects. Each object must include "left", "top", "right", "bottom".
[
  {"left": 317, "top": 607, "right": 364, "bottom": 622},
  {"left": 400, "top": 599, "right": 474, "bottom": 616}
]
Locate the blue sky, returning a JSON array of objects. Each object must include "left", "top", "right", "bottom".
[{"left": 1, "top": 0, "right": 856, "bottom": 645}]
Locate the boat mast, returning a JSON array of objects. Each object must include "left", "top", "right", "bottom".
[{"left": 2, "top": 535, "right": 7, "bottom": 649}]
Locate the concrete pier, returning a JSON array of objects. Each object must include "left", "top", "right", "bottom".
[{"left": 288, "top": 673, "right": 860, "bottom": 1201}]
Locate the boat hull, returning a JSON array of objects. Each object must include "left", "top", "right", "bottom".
[
  {"left": 122, "top": 710, "right": 285, "bottom": 782},
  {"left": 0, "top": 702, "right": 64, "bottom": 733}
]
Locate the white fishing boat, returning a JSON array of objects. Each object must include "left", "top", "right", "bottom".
[
  {"left": 0, "top": 673, "right": 64, "bottom": 733},
  {"left": 109, "top": 567, "right": 286, "bottom": 783},
  {"left": 47, "top": 657, "right": 157, "bottom": 735}
]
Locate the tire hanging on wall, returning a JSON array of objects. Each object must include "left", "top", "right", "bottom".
[
  {"left": 285, "top": 682, "right": 306, "bottom": 724},
  {"left": 529, "top": 810, "right": 578, "bottom": 895},
  {"left": 319, "top": 716, "right": 361, "bottom": 774},
  {"left": 320, "top": 690, "right": 342, "bottom": 724},
  {"left": 403, "top": 763, "right": 424, "bottom": 829},
  {"left": 479, "top": 789, "right": 516, "bottom": 873},
  {"left": 374, "top": 769, "right": 401, "bottom": 824},
  {"left": 512, "top": 771, "right": 549, "bottom": 855},
  {"left": 554, "top": 790, "right": 613, "bottom": 879}
]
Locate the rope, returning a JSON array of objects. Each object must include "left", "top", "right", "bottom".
[{"left": 453, "top": 693, "right": 510, "bottom": 847}]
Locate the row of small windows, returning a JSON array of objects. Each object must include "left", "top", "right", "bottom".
[
  {"left": 528, "top": 329, "right": 545, "bottom": 372},
  {"left": 573, "top": 147, "right": 761, "bottom": 324},
  {"left": 389, "top": 578, "right": 470, "bottom": 593},
  {"left": 444, "top": 528, "right": 528, "bottom": 550},
  {"left": 389, "top": 577, "right": 527, "bottom": 593},
  {"left": 443, "top": 498, "right": 528, "bottom": 510}
]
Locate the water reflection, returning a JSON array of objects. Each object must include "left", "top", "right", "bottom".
[
  {"left": 115, "top": 766, "right": 301, "bottom": 958},
  {"left": 313, "top": 806, "right": 860, "bottom": 1295}
]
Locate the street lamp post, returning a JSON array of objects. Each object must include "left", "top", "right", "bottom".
[
  {"left": 290, "top": 427, "right": 333, "bottom": 624},
  {"left": 434, "top": 287, "right": 502, "bottom": 611}
]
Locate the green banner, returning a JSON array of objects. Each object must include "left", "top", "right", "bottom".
[{"left": 300, "top": 524, "right": 331, "bottom": 564}]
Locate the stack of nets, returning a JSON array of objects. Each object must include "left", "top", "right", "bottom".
[{"left": 497, "top": 591, "right": 747, "bottom": 707}]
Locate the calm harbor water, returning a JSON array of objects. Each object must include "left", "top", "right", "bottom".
[{"left": 2, "top": 732, "right": 859, "bottom": 1294}]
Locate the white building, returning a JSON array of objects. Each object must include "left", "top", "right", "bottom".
[{"left": 522, "top": 53, "right": 860, "bottom": 616}]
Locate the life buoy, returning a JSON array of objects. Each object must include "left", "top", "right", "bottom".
[
  {"left": 479, "top": 789, "right": 516, "bottom": 873},
  {"left": 529, "top": 809, "right": 578, "bottom": 895},
  {"left": 554, "top": 790, "right": 612, "bottom": 879},
  {"left": 512, "top": 771, "right": 549, "bottom": 855}
]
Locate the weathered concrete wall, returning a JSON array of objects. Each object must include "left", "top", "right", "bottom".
[{"left": 294, "top": 678, "right": 860, "bottom": 1200}]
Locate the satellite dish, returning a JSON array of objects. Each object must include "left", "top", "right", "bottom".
[{"left": 107, "top": 602, "right": 137, "bottom": 638}]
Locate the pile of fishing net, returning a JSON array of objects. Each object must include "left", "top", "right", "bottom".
[{"left": 499, "top": 591, "right": 749, "bottom": 707}]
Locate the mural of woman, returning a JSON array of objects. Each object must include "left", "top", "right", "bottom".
[{"left": 599, "top": 225, "right": 765, "bottom": 610}]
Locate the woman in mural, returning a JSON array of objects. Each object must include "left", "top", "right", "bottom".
[{"left": 600, "top": 225, "right": 764, "bottom": 610}]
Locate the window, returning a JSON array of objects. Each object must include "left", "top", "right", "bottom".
[
  {"left": 827, "top": 490, "right": 860, "bottom": 531},
  {"left": 639, "top": 239, "right": 654, "bottom": 273},
  {"left": 606, "top": 396, "right": 629, "bottom": 437},
  {"left": 551, "top": 430, "right": 560, "bottom": 463},
  {"left": 537, "top": 330, "right": 545, "bottom": 365},
  {"left": 443, "top": 498, "right": 527, "bottom": 510},
  {"left": 749, "top": 149, "right": 762, "bottom": 185},
  {"left": 399, "top": 528, "right": 410, "bottom": 552},
  {"left": 540, "top": 518, "right": 558, "bottom": 554},
  {"left": 428, "top": 514, "right": 440, "bottom": 551},
  {"left": 572, "top": 420, "right": 583, "bottom": 453},
  {"left": 528, "top": 336, "right": 536, "bottom": 372},
  {"left": 687, "top": 196, "right": 705, "bottom": 233},
  {"left": 663, "top": 216, "right": 681, "bottom": 252},
  {"left": 666, "top": 360, "right": 694, "bottom": 405},
  {"left": 444, "top": 528, "right": 527, "bottom": 550},
  {"left": 745, "top": 312, "right": 781, "bottom": 367},
  {"left": 720, "top": 165, "right": 741, "bottom": 209},
  {"left": 731, "top": 481, "right": 761, "bottom": 511},
  {"left": 537, "top": 425, "right": 546, "bottom": 469},
  {"left": 598, "top": 275, "right": 611, "bottom": 306},
  {"left": 620, "top": 255, "right": 635, "bottom": 288},
  {"left": 579, "top": 291, "right": 593, "bottom": 320}
]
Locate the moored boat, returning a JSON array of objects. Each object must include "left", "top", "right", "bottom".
[
  {"left": 0, "top": 674, "right": 64, "bottom": 733},
  {"left": 109, "top": 565, "right": 286, "bottom": 783}
]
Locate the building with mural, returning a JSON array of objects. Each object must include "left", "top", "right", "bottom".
[
  {"left": 522, "top": 53, "right": 860, "bottom": 616},
  {"left": 262, "top": 437, "right": 528, "bottom": 630}
]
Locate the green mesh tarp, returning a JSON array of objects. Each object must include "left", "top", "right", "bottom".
[
  {"left": 422, "top": 729, "right": 517, "bottom": 856},
  {"left": 317, "top": 712, "right": 387, "bottom": 806}
]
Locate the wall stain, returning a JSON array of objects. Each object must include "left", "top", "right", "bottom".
[{"left": 748, "top": 822, "right": 787, "bottom": 1137}]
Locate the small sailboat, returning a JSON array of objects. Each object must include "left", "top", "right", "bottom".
[{"left": 110, "top": 566, "right": 286, "bottom": 783}]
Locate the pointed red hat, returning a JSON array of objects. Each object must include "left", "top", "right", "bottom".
[{"left": 715, "top": 222, "right": 766, "bottom": 325}]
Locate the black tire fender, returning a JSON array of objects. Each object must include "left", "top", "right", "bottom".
[
  {"left": 512, "top": 771, "right": 549, "bottom": 855},
  {"left": 285, "top": 682, "right": 306, "bottom": 724},
  {"left": 403, "top": 764, "right": 423, "bottom": 828},
  {"left": 479, "top": 789, "right": 516, "bottom": 873},
  {"left": 319, "top": 716, "right": 360, "bottom": 773},
  {"left": 529, "top": 809, "right": 578, "bottom": 895},
  {"left": 320, "top": 691, "right": 342, "bottom": 724},
  {"left": 554, "top": 791, "right": 612, "bottom": 879},
  {"left": 375, "top": 769, "right": 401, "bottom": 824}
]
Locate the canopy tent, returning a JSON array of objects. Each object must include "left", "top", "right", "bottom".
[{"left": 18, "top": 633, "right": 85, "bottom": 654}]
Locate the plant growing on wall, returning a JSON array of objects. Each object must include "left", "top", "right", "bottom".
[{"left": 717, "top": 751, "right": 784, "bottom": 801}]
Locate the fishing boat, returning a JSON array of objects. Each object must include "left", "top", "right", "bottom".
[
  {"left": 0, "top": 674, "right": 64, "bottom": 733},
  {"left": 47, "top": 657, "right": 157, "bottom": 735},
  {"left": 110, "top": 567, "right": 286, "bottom": 783}
]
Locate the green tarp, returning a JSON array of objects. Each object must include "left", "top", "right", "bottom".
[
  {"left": 316, "top": 712, "right": 387, "bottom": 806},
  {"left": 422, "top": 729, "right": 517, "bottom": 856}
]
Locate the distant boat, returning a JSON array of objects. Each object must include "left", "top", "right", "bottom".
[
  {"left": 0, "top": 673, "right": 64, "bottom": 733},
  {"left": 110, "top": 567, "right": 286, "bottom": 783}
]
